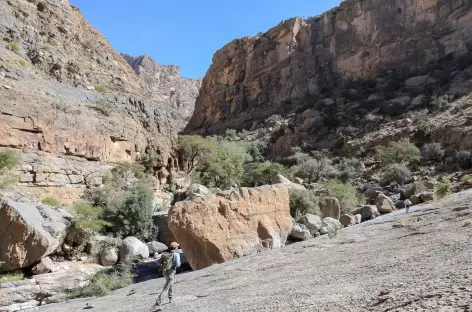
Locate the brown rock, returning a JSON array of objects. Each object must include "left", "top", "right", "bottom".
[
  {"left": 31, "top": 257, "right": 54, "bottom": 275},
  {"left": 375, "top": 194, "right": 396, "bottom": 213},
  {"left": 340, "top": 214, "right": 356, "bottom": 227},
  {"left": 320, "top": 197, "right": 341, "bottom": 220},
  {"left": 168, "top": 184, "right": 292, "bottom": 270},
  {"left": 355, "top": 205, "right": 380, "bottom": 221}
]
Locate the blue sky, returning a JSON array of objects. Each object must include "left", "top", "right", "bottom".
[{"left": 71, "top": 0, "right": 342, "bottom": 79}]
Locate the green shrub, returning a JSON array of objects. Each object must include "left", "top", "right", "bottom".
[
  {"left": 435, "top": 178, "right": 452, "bottom": 199},
  {"left": 94, "top": 84, "right": 108, "bottom": 93},
  {"left": 67, "top": 263, "right": 133, "bottom": 299},
  {"left": 246, "top": 141, "right": 266, "bottom": 163},
  {"left": 137, "top": 150, "right": 163, "bottom": 174},
  {"left": 325, "top": 179, "right": 359, "bottom": 214},
  {"left": 92, "top": 101, "right": 114, "bottom": 116},
  {"left": 375, "top": 140, "right": 420, "bottom": 166},
  {"left": 293, "top": 157, "right": 334, "bottom": 183},
  {"left": 382, "top": 163, "right": 412, "bottom": 185},
  {"left": 0, "top": 149, "right": 20, "bottom": 172},
  {"left": 242, "top": 162, "right": 287, "bottom": 186},
  {"left": 73, "top": 203, "right": 111, "bottom": 233},
  {"left": 0, "top": 271, "right": 24, "bottom": 282},
  {"left": 7, "top": 42, "right": 20, "bottom": 53},
  {"left": 455, "top": 151, "right": 471, "bottom": 169},
  {"left": 334, "top": 158, "right": 363, "bottom": 182},
  {"left": 196, "top": 144, "right": 245, "bottom": 189},
  {"left": 430, "top": 94, "right": 454, "bottom": 111},
  {"left": 289, "top": 189, "right": 320, "bottom": 219},
  {"left": 178, "top": 135, "right": 217, "bottom": 172},
  {"left": 421, "top": 143, "right": 444, "bottom": 163},
  {"left": 41, "top": 197, "right": 60, "bottom": 207},
  {"left": 461, "top": 174, "right": 472, "bottom": 185}
]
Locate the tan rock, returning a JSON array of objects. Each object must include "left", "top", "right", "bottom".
[
  {"left": 168, "top": 184, "right": 292, "bottom": 270},
  {"left": 375, "top": 194, "right": 396, "bottom": 213},
  {"left": 320, "top": 197, "right": 341, "bottom": 220},
  {"left": 340, "top": 214, "right": 356, "bottom": 227}
]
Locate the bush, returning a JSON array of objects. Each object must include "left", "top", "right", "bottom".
[
  {"left": 334, "top": 158, "right": 363, "bottom": 182},
  {"left": 196, "top": 144, "right": 245, "bottom": 189},
  {"left": 67, "top": 263, "right": 133, "bottom": 299},
  {"left": 84, "top": 163, "right": 155, "bottom": 240},
  {"left": 0, "top": 149, "right": 20, "bottom": 172},
  {"left": 178, "top": 135, "right": 217, "bottom": 172},
  {"left": 325, "top": 179, "right": 359, "bottom": 214},
  {"left": 41, "top": 197, "right": 60, "bottom": 207},
  {"left": 7, "top": 42, "right": 20, "bottom": 53},
  {"left": 293, "top": 157, "right": 334, "bottom": 183},
  {"left": 435, "top": 178, "right": 452, "bottom": 199},
  {"left": 421, "top": 143, "right": 444, "bottom": 163},
  {"left": 92, "top": 101, "right": 114, "bottom": 116},
  {"left": 430, "top": 94, "right": 454, "bottom": 111},
  {"left": 246, "top": 141, "right": 266, "bottom": 163},
  {"left": 73, "top": 203, "right": 111, "bottom": 233},
  {"left": 375, "top": 140, "right": 420, "bottom": 166},
  {"left": 94, "top": 84, "right": 108, "bottom": 93},
  {"left": 242, "top": 162, "right": 287, "bottom": 187},
  {"left": 455, "top": 151, "right": 471, "bottom": 169},
  {"left": 137, "top": 150, "right": 163, "bottom": 174},
  {"left": 382, "top": 163, "right": 412, "bottom": 185},
  {"left": 461, "top": 174, "right": 472, "bottom": 184},
  {"left": 289, "top": 189, "right": 320, "bottom": 219}
]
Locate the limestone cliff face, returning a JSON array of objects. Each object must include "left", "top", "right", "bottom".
[
  {"left": 186, "top": 0, "right": 472, "bottom": 135},
  {"left": 0, "top": 0, "right": 199, "bottom": 202}
]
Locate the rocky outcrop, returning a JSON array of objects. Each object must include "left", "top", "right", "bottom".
[
  {"left": 168, "top": 184, "right": 292, "bottom": 270},
  {"left": 185, "top": 0, "right": 472, "bottom": 153},
  {"left": 119, "top": 237, "right": 149, "bottom": 262},
  {"left": 0, "top": 0, "right": 200, "bottom": 202},
  {"left": 0, "top": 197, "right": 71, "bottom": 272}
]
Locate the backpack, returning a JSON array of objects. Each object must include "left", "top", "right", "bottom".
[{"left": 159, "top": 252, "right": 173, "bottom": 272}]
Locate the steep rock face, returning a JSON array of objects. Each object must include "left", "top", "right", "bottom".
[
  {"left": 0, "top": 0, "right": 200, "bottom": 201},
  {"left": 168, "top": 184, "right": 292, "bottom": 270},
  {"left": 186, "top": 0, "right": 472, "bottom": 139}
]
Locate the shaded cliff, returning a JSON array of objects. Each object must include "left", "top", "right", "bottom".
[{"left": 185, "top": 0, "right": 472, "bottom": 143}]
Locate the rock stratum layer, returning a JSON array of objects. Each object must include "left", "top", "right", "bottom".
[
  {"left": 186, "top": 0, "right": 472, "bottom": 145},
  {"left": 168, "top": 184, "right": 292, "bottom": 270},
  {"left": 0, "top": 0, "right": 200, "bottom": 202}
]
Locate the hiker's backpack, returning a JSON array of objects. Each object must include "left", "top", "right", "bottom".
[{"left": 159, "top": 252, "right": 173, "bottom": 272}]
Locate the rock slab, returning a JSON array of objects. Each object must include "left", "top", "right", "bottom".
[{"left": 168, "top": 184, "right": 292, "bottom": 270}]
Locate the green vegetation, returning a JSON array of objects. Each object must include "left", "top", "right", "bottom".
[
  {"left": 293, "top": 156, "right": 334, "bottom": 183},
  {"left": 137, "top": 150, "right": 163, "bottom": 175},
  {"left": 178, "top": 135, "right": 217, "bottom": 172},
  {"left": 289, "top": 189, "right": 320, "bottom": 219},
  {"left": 430, "top": 94, "right": 454, "bottom": 111},
  {"left": 375, "top": 140, "right": 420, "bottom": 166},
  {"left": 435, "top": 178, "right": 452, "bottom": 199},
  {"left": 242, "top": 162, "right": 286, "bottom": 187},
  {"left": 94, "top": 84, "right": 109, "bottom": 93},
  {"left": 461, "top": 174, "right": 472, "bottom": 185},
  {"left": 0, "top": 149, "right": 20, "bottom": 172},
  {"left": 92, "top": 101, "right": 114, "bottom": 116},
  {"left": 421, "top": 143, "right": 444, "bottom": 163},
  {"left": 334, "top": 157, "right": 363, "bottom": 183},
  {"left": 67, "top": 264, "right": 133, "bottom": 299},
  {"left": 84, "top": 163, "right": 155, "bottom": 240},
  {"left": 41, "top": 197, "right": 60, "bottom": 207},
  {"left": 72, "top": 203, "right": 111, "bottom": 233},
  {"left": 381, "top": 163, "right": 412, "bottom": 185},
  {"left": 325, "top": 179, "right": 361, "bottom": 213},
  {"left": 0, "top": 271, "right": 24, "bottom": 283},
  {"left": 7, "top": 42, "right": 20, "bottom": 53}
]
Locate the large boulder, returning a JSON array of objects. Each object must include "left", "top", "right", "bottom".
[
  {"left": 289, "top": 223, "right": 311, "bottom": 241},
  {"left": 299, "top": 214, "right": 322, "bottom": 234},
  {"left": 320, "top": 197, "right": 341, "bottom": 220},
  {"left": 419, "top": 192, "right": 434, "bottom": 203},
  {"left": 363, "top": 187, "right": 383, "bottom": 204},
  {"left": 0, "top": 197, "right": 72, "bottom": 272},
  {"left": 355, "top": 205, "right": 380, "bottom": 220},
  {"left": 146, "top": 241, "right": 168, "bottom": 256},
  {"left": 119, "top": 237, "right": 149, "bottom": 262},
  {"left": 31, "top": 257, "right": 55, "bottom": 275},
  {"left": 185, "top": 183, "right": 210, "bottom": 199},
  {"left": 320, "top": 217, "right": 342, "bottom": 235},
  {"left": 152, "top": 211, "right": 176, "bottom": 246},
  {"left": 100, "top": 248, "right": 118, "bottom": 266},
  {"left": 374, "top": 194, "right": 396, "bottom": 213},
  {"left": 168, "top": 184, "right": 292, "bottom": 270},
  {"left": 340, "top": 214, "right": 356, "bottom": 227}
]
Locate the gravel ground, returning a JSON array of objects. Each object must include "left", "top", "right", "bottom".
[{"left": 40, "top": 190, "right": 472, "bottom": 312}]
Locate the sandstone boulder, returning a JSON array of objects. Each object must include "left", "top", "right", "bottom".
[
  {"left": 320, "top": 197, "right": 341, "bottom": 220},
  {"left": 100, "top": 248, "right": 118, "bottom": 266},
  {"left": 340, "top": 214, "right": 356, "bottom": 227},
  {"left": 119, "top": 237, "right": 149, "bottom": 262},
  {"left": 320, "top": 217, "right": 342, "bottom": 235},
  {"left": 374, "top": 194, "right": 396, "bottom": 213},
  {"left": 289, "top": 223, "right": 311, "bottom": 241},
  {"left": 31, "top": 257, "right": 55, "bottom": 275},
  {"left": 146, "top": 241, "right": 168, "bottom": 256},
  {"left": 355, "top": 205, "right": 380, "bottom": 221},
  {"left": 0, "top": 197, "right": 72, "bottom": 272},
  {"left": 168, "top": 184, "right": 292, "bottom": 270},
  {"left": 419, "top": 192, "right": 434, "bottom": 203},
  {"left": 299, "top": 214, "right": 322, "bottom": 234}
]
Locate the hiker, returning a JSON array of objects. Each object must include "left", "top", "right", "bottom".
[
  {"left": 404, "top": 199, "right": 412, "bottom": 214},
  {"left": 155, "top": 242, "right": 181, "bottom": 306}
]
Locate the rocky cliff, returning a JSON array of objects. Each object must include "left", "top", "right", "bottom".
[
  {"left": 185, "top": 0, "right": 472, "bottom": 151},
  {"left": 0, "top": 0, "right": 200, "bottom": 202}
]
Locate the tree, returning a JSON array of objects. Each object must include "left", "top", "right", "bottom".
[
  {"left": 325, "top": 179, "right": 360, "bottom": 213},
  {"left": 242, "top": 162, "right": 287, "bottom": 186},
  {"left": 178, "top": 135, "right": 217, "bottom": 173},
  {"left": 196, "top": 144, "right": 245, "bottom": 189},
  {"left": 289, "top": 189, "right": 320, "bottom": 219},
  {"left": 137, "top": 150, "right": 163, "bottom": 174},
  {"left": 293, "top": 157, "right": 334, "bottom": 183},
  {"left": 375, "top": 140, "right": 420, "bottom": 166},
  {"left": 0, "top": 149, "right": 20, "bottom": 172}
]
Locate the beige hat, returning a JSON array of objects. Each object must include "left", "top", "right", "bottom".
[{"left": 170, "top": 242, "right": 179, "bottom": 249}]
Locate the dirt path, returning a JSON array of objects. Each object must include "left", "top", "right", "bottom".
[{"left": 40, "top": 190, "right": 472, "bottom": 312}]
